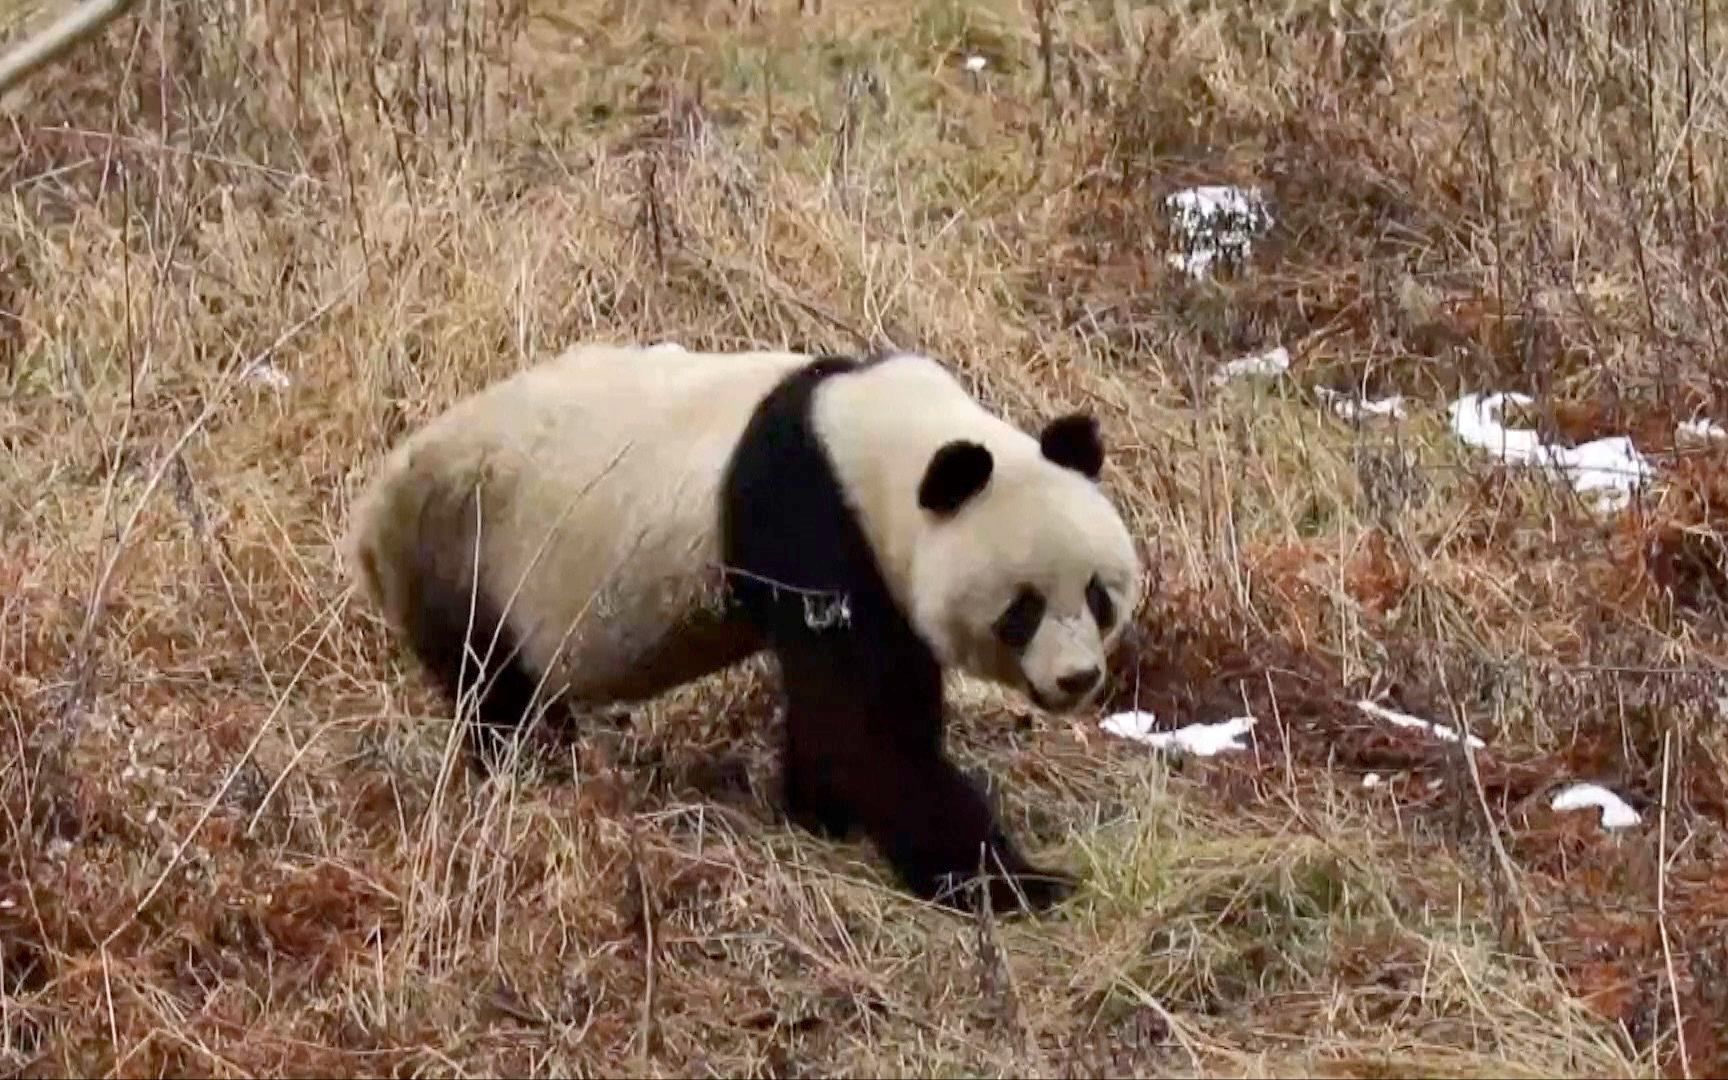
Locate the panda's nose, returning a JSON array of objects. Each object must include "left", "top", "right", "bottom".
[{"left": 1056, "top": 667, "right": 1102, "bottom": 697}]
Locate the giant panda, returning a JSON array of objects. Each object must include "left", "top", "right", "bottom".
[{"left": 345, "top": 342, "right": 1144, "bottom": 914}]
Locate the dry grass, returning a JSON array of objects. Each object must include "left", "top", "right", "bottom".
[{"left": 4, "top": 0, "right": 1728, "bottom": 1075}]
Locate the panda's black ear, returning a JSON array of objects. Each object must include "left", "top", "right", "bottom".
[
  {"left": 1039, "top": 413, "right": 1104, "bottom": 480},
  {"left": 919, "top": 440, "right": 994, "bottom": 515}
]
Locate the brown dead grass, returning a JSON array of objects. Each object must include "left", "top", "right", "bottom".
[{"left": 4, "top": 0, "right": 1728, "bottom": 1075}]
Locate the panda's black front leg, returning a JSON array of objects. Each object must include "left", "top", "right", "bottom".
[
  {"left": 781, "top": 721, "right": 855, "bottom": 839},
  {"left": 777, "top": 655, "right": 1075, "bottom": 915},
  {"left": 859, "top": 746, "right": 1077, "bottom": 915}
]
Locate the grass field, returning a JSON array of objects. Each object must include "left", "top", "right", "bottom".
[{"left": 4, "top": 0, "right": 1728, "bottom": 1075}]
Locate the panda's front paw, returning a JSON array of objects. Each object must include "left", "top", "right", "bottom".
[
  {"left": 781, "top": 772, "right": 855, "bottom": 839},
  {"left": 930, "top": 865, "right": 1079, "bottom": 918},
  {"left": 985, "top": 865, "right": 1078, "bottom": 916},
  {"left": 786, "top": 800, "right": 853, "bottom": 839}
]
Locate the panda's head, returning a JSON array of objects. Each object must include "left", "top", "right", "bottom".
[{"left": 909, "top": 412, "right": 1142, "bottom": 715}]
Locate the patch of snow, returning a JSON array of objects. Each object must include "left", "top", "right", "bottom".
[
  {"left": 1448, "top": 392, "right": 1653, "bottom": 512},
  {"left": 1449, "top": 392, "right": 1545, "bottom": 460},
  {"left": 1316, "top": 385, "right": 1407, "bottom": 422},
  {"left": 1551, "top": 783, "right": 1641, "bottom": 830},
  {"left": 1101, "top": 711, "right": 1256, "bottom": 757},
  {"left": 1165, "top": 185, "right": 1275, "bottom": 280},
  {"left": 1211, "top": 345, "right": 1290, "bottom": 387},
  {"left": 246, "top": 360, "right": 291, "bottom": 389},
  {"left": 1356, "top": 698, "right": 1486, "bottom": 749},
  {"left": 646, "top": 342, "right": 686, "bottom": 353},
  {"left": 1677, "top": 417, "right": 1727, "bottom": 442},
  {"left": 1362, "top": 772, "right": 1382, "bottom": 788},
  {"left": 963, "top": 55, "right": 988, "bottom": 72}
]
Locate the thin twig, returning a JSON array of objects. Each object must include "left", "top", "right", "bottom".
[
  {"left": 632, "top": 830, "right": 659, "bottom": 1072},
  {"left": 1656, "top": 730, "right": 1692, "bottom": 1079},
  {"left": 0, "top": 0, "right": 142, "bottom": 99},
  {"left": 1460, "top": 727, "right": 1554, "bottom": 972}
]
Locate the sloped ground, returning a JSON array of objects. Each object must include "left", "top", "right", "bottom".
[{"left": 3, "top": 0, "right": 1727, "bottom": 1075}]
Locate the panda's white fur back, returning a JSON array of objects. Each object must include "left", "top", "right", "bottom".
[{"left": 345, "top": 343, "right": 808, "bottom": 703}]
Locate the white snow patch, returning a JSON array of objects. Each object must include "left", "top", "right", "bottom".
[
  {"left": 963, "top": 55, "right": 988, "bottom": 72},
  {"left": 1165, "top": 185, "right": 1274, "bottom": 279},
  {"left": 1362, "top": 772, "right": 1383, "bottom": 788},
  {"left": 1211, "top": 345, "right": 1290, "bottom": 386},
  {"left": 646, "top": 342, "right": 686, "bottom": 353},
  {"left": 1550, "top": 783, "right": 1642, "bottom": 830},
  {"left": 1678, "top": 417, "right": 1728, "bottom": 443},
  {"left": 1356, "top": 698, "right": 1486, "bottom": 749},
  {"left": 1316, "top": 385, "right": 1407, "bottom": 422},
  {"left": 1101, "top": 711, "right": 1256, "bottom": 757},
  {"left": 1448, "top": 392, "right": 1654, "bottom": 512},
  {"left": 246, "top": 360, "right": 291, "bottom": 389}
]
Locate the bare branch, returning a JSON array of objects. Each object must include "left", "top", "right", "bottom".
[{"left": 0, "top": 0, "right": 142, "bottom": 99}]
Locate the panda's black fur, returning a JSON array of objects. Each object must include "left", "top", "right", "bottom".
[{"left": 720, "top": 354, "right": 1074, "bottom": 913}]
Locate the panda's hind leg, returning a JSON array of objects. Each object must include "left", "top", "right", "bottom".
[
  {"left": 370, "top": 479, "right": 571, "bottom": 776},
  {"left": 407, "top": 599, "right": 552, "bottom": 774},
  {"left": 409, "top": 563, "right": 560, "bottom": 775}
]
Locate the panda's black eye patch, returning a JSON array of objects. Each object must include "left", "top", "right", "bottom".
[
  {"left": 993, "top": 585, "right": 1046, "bottom": 652},
  {"left": 1086, "top": 574, "right": 1116, "bottom": 630}
]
